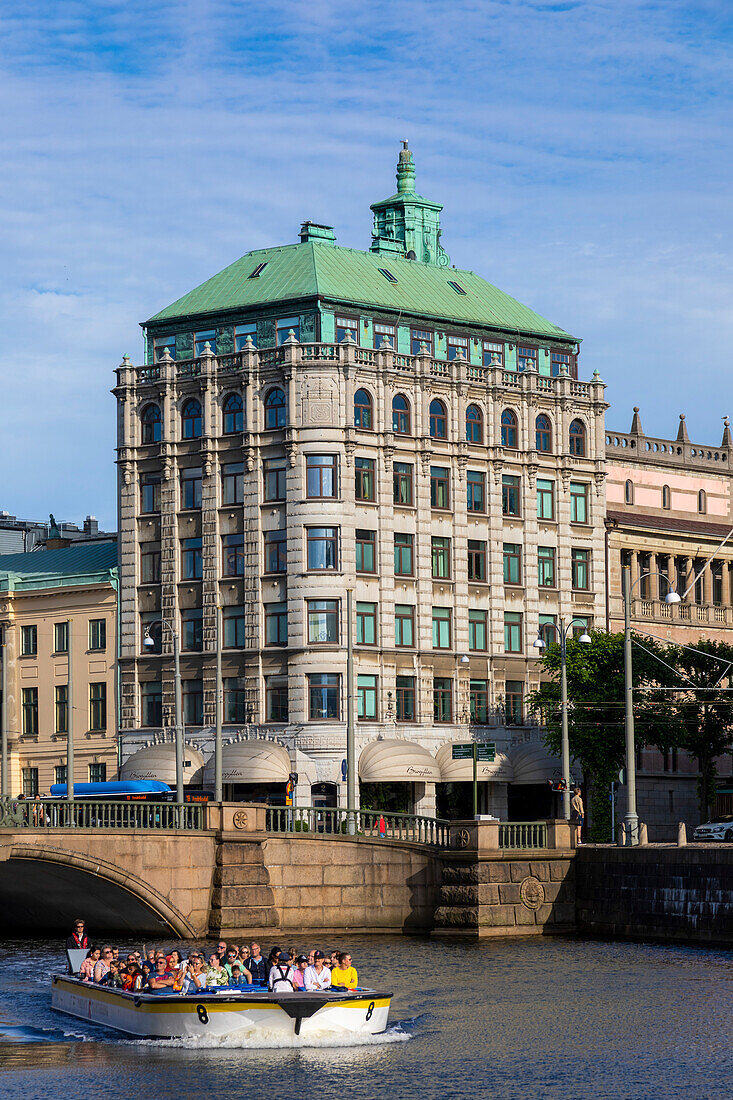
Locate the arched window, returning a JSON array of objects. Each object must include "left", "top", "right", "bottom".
[
  {"left": 465, "top": 404, "right": 483, "bottom": 444},
  {"left": 501, "top": 409, "right": 518, "bottom": 448},
  {"left": 392, "top": 394, "right": 411, "bottom": 435},
  {"left": 222, "top": 393, "right": 243, "bottom": 434},
  {"left": 141, "top": 403, "right": 161, "bottom": 444},
  {"left": 625, "top": 480, "right": 634, "bottom": 505},
  {"left": 264, "top": 387, "right": 287, "bottom": 430},
  {"left": 354, "top": 388, "right": 373, "bottom": 430},
  {"left": 181, "top": 398, "right": 202, "bottom": 440},
  {"left": 662, "top": 485, "right": 671, "bottom": 510},
  {"left": 569, "top": 419, "right": 586, "bottom": 456},
  {"left": 698, "top": 489, "right": 707, "bottom": 514},
  {"left": 535, "top": 414, "right": 552, "bottom": 452},
  {"left": 429, "top": 398, "right": 448, "bottom": 439}
]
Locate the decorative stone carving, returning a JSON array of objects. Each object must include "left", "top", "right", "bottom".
[
  {"left": 519, "top": 876, "right": 545, "bottom": 910},
  {"left": 233, "top": 810, "right": 249, "bottom": 830},
  {"left": 302, "top": 376, "right": 337, "bottom": 426},
  {"left": 454, "top": 828, "right": 471, "bottom": 849}
]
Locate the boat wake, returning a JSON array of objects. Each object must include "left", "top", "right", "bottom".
[{"left": 143, "top": 1022, "right": 412, "bottom": 1050}]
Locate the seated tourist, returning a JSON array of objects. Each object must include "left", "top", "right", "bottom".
[
  {"left": 329, "top": 950, "right": 341, "bottom": 972},
  {"left": 181, "top": 955, "right": 207, "bottom": 994},
  {"left": 123, "top": 964, "right": 144, "bottom": 992},
  {"left": 239, "top": 945, "right": 251, "bottom": 966},
  {"left": 306, "top": 950, "right": 316, "bottom": 967},
  {"left": 103, "top": 960, "right": 124, "bottom": 988},
  {"left": 223, "top": 948, "right": 240, "bottom": 980},
  {"left": 248, "top": 943, "right": 266, "bottom": 984},
  {"left": 228, "top": 963, "right": 251, "bottom": 988},
  {"left": 205, "top": 953, "right": 229, "bottom": 987},
  {"left": 79, "top": 946, "right": 100, "bottom": 982},
  {"left": 292, "top": 955, "right": 309, "bottom": 990},
  {"left": 142, "top": 948, "right": 157, "bottom": 978},
  {"left": 268, "top": 951, "right": 295, "bottom": 992},
  {"left": 148, "top": 955, "right": 176, "bottom": 992},
  {"left": 216, "top": 939, "right": 228, "bottom": 960},
  {"left": 304, "top": 951, "right": 331, "bottom": 991},
  {"left": 330, "top": 952, "right": 358, "bottom": 990},
  {"left": 93, "top": 947, "right": 114, "bottom": 983},
  {"left": 265, "top": 947, "right": 282, "bottom": 979}
]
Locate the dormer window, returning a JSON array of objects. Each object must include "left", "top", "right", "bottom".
[{"left": 249, "top": 262, "right": 268, "bottom": 278}]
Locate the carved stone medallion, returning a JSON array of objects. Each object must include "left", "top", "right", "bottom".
[
  {"left": 232, "top": 810, "right": 249, "bottom": 830},
  {"left": 519, "top": 876, "right": 545, "bottom": 910}
]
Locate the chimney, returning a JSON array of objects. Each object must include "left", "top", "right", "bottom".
[
  {"left": 299, "top": 222, "right": 336, "bottom": 245},
  {"left": 84, "top": 515, "right": 99, "bottom": 536}
]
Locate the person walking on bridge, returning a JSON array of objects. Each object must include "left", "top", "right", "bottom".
[{"left": 570, "top": 787, "right": 584, "bottom": 846}]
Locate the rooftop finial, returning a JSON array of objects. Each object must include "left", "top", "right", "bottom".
[
  {"left": 396, "top": 139, "right": 415, "bottom": 194},
  {"left": 676, "top": 413, "right": 689, "bottom": 443},
  {"left": 722, "top": 417, "right": 732, "bottom": 449}
]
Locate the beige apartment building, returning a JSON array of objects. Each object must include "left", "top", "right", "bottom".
[{"left": 0, "top": 541, "right": 119, "bottom": 796}]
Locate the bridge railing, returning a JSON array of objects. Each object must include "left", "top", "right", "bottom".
[
  {"left": 0, "top": 798, "right": 204, "bottom": 831},
  {"left": 498, "top": 821, "right": 548, "bottom": 849},
  {"left": 265, "top": 805, "right": 452, "bottom": 847}
]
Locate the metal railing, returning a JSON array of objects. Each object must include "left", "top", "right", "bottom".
[
  {"left": 499, "top": 821, "right": 548, "bottom": 849},
  {"left": 265, "top": 805, "right": 452, "bottom": 847},
  {"left": 0, "top": 799, "right": 204, "bottom": 831}
]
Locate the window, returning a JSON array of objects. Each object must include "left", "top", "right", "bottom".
[
  {"left": 354, "top": 389, "right": 373, "bottom": 429},
  {"left": 482, "top": 340, "right": 503, "bottom": 367},
  {"left": 356, "top": 529, "right": 376, "bottom": 573},
  {"left": 712, "top": 561, "right": 724, "bottom": 606},
  {"left": 433, "top": 677, "right": 452, "bottom": 723},
  {"left": 503, "top": 543, "right": 522, "bottom": 585},
  {"left": 537, "top": 478, "right": 554, "bottom": 520},
  {"left": 447, "top": 334, "right": 468, "bottom": 360},
  {"left": 662, "top": 485, "right": 671, "bottom": 510},
  {"left": 89, "top": 619, "right": 106, "bottom": 651},
  {"left": 308, "top": 674, "right": 340, "bottom": 720},
  {"left": 698, "top": 489, "right": 707, "bottom": 514},
  {"left": 223, "top": 606, "right": 246, "bottom": 648},
  {"left": 234, "top": 322, "right": 257, "bottom": 350},
  {"left": 263, "top": 458, "right": 286, "bottom": 502},
  {"left": 140, "top": 613, "right": 162, "bottom": 653},
  {"left": 395, "top": 604, "right": 414, "bottom": 647},
  {"left": 694, "top": 558, "right": 704, "bottom": 604},
  {"left": 223, "top": 678, "right": 246, "bottom": 724},
  {"left": 535, "top": 414, "right": 552, "bottom": 452},
  {"left": 249, "top": 262, "right": 267, "bottom": 279},
  {"left": 569, "top": 419, "right": 586, "bottom": 456},
  {"left": 306, "top": 454, "right": 337, "bottom": 499},
  {"left": 54, "top": 621, "right": 68, "bottom": 653},
  {"left": 502, "top": 475, "right": 520, "bottom": 517},
  {"left": 182, "top": 537, "right": 203, "bottom": 579},
  {"left": 89, "top": 763, "right": 107, "bottom": 784},
  {"left": 570, "top": 482, "right": 588, "bottom": 524},
  {"left": 516, "top": 345, "right": 537, "bottom": 372},
  {"left": 141, "top": 544, "right": 161, "bottom": 583},
  {"left": 432, "top": 607, "right": 452, "bottom": 649},
  {"left": 501, "top": 409, "right": 518, "bottom": 448},
  {"left": 264, "top": 387, "right": 287, "bottom": 429},
  {"left": 141, "top": 403, "right": 162, "bottom": 444},
  {"left": 306, "top": 527, "right": 338, "bottom": 571},
  {"left": 153, "top": 334, "right": 175, "bottom": 362},
  {"left": 466, "top": 404, "right": 483, "bottom": 443},
  {"left": 223, "top": 393, "right": 244, "bottom": 433},
  {"left": 181, "top": 398, "right": 202, "bottom": 439},
  {"left": 448, "top": 280, "right": 467, "bottom": 295},
  {"left": 222, "top": 462, "right": 244, "bottom": 505},
  {"left": 506, "top": 681, "right": 523, "bottom": 724},
  {"left": 374, "top": 322, "right": 395, "bottom": 349},
  {"left": 470, "top": 679, "right": 489, "bottom": 724},
  {"left": 572, "top": 548, "right": 590, "bottom": 590},
  {"left": 183, "top": 679, "right": 203, "bottom": 725},
  {"left": 336, "top": 315, "right": 359, "bottom": 343},
  {"left": 357, "top": 675, "right": 378, "bottom": 720},
  {"left": 393, "top": 462, "right": 413, "bottom": 506},
  {"left": 431, "top": 536, "right": 451, "bottom": 579},
  {"left": 222, "top": 533, "right": 244, "bottom": 576},
  {"left": 469, "top": 609, "right": 488, "bottom": 651},
  {"left": 22, "top": 768, "right": 39, "bottom": 798},
  {"left": 394, "top": 532, "right": 414, "bottom": 576},
  {"left": 180, "top": 467, "right": 202, "bottom": 510},
  {"left": 139, "top": 474, "right": 161, "bottom": 517},
  {"left": 392, "top": 394, "right": 411, "bottom": 434},
  {"left": 89, "top": 682, "right": 107, "bottom": 731},
  {"left": 181, "top": 608, "right": 203, "bottom": 651},
  {"left": 307, "top": 600, "right": 339, "bottom": 644},
  {"left": 657, "top": 556, "right": 670, "bottom": 601},
  {"left": 396, "top": 676, "right": 415, "bottom": 721},
  {"left": 355, "top": 457, "right": 375, "bottom": 501},
  {"left": 264, "top": 531, "right": 287, "bottom": 573},
  {"left": 551, "top": 350, "right": 572, "bottom": 376},
  {"left": 571, "top": 617, "right": 591, "bottom": 639},
  {"left": 266, "top": 679, "right": 289, "bottom": 723},
  {"left": 356, "top": 602, "right": 377, "bottom": 645},
  {"left": 504, "top": 612, "right": 523, "bottom": 653},
  {"left": 429, "top": 399, "right": 448, "bottom": 439},
  {"left": 638, "top": 552, "right": 651, "bottom": 598},
  {"left": 467, "top": 470, "right": 485, "bottom": 513},
  {"left": 625, "top": 480, "right": 634, "bottom": 505},
  {"left": 20, "top": 625, "right": 37, "bottom": 656},
  {"left": 55, "top": 685, "right": 68, "bottom": 734},
  {"left": 411, "top": 328, "right": 432, "bottom": 355},
  {"left": 194, "top": 329, "right": 216, "bottom": 356},
  {"left": 538, "top": 546, "right": 556, "bottom": 587},
  {"left": 265, "top": 602, "right": 289, "bottom": 646},
  {"left": 430, "top": 466, "right": 450, "bottom": 509},
  {"left": 276, "top": 316, "right": 299, "bottom": 344},
  {"left": 468, "top": 539, "right": 487, "bottom": 582},
  {"left": 378, "top": 267, "right": 398, "bottom": 284},
  {"left": 539, "top": 614, "right": 557, "bottom": 649}
]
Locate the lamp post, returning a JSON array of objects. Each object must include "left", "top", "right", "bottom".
[
  {"left": 621, "top": 567, "right": 680, "bottom": 844},
  {"left": 533, "top": 619, "right": 592, "bottom": 820},
  {"left": 143, "top": 618, "right": 183, "bottom": 804}
]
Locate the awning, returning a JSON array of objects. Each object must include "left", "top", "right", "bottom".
[
  {"left": 435, "top": 743, "right": 514, "bottom": 783},
  {"left": 510, "top": 742, "right": 566, "bottom": 785},
  {"left": 120, "top": 744, "right": 205, "bottom": 786},
  {"left": 358, "top": 739, "right": 441, "bottom": 782},
  {"left": 203, "top": 739, "right": 291, "bottom": 784}
]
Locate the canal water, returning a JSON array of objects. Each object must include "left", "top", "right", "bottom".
[{"left": 1, "top": 934, "right": 732, "bottom": 1099}]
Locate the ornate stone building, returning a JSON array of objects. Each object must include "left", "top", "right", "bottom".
[{"left": 114, "top": 144, "right": 607, "bottom": 818}]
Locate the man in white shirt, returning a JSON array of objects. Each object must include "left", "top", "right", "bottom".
[{"left": 304, "top": 950, "right": 332, "bottom": 991}]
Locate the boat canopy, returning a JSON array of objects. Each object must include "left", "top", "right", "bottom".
[
  {"left": 435, "top": 744, "right": 514, "bottom": 783},
  {"left": 120, "top": 744, "right": 205, "bottom": 785},
  {"left": 358, "top": 739, "right": 441, "bottom": 782},
  {"left": 203, "top": 739, "right": 291, "bottom": 783}
]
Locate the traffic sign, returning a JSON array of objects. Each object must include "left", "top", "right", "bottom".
[{"left": 451, "top": 743, "right": 496, "bottom": 762}]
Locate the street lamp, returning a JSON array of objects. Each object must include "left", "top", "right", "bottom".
[
  {"left": 622, "top": 567, "right": 680, "bottom": 844},
  {"left": 533, "top": 618, "right": 592, "bottom": 820},
  {"left": 143, "top": 618, "right": 184, "bottom": 804}
]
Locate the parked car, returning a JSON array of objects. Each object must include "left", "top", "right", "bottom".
[{"left": 693, "top": 815, "right": 733, "bottom": 842}]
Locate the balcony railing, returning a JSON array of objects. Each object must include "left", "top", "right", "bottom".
[
  {"left": 0, "top": 798, "right": 205, "bottom": 831},
  {"left": 265, "top": 805, "right": 452, "bottom": 848},
  {"left": 498, "top": 821, "right": 548, "bottom": 849},
  {"left": 631, "top": 599, "right": 728, "bottom": 625}
]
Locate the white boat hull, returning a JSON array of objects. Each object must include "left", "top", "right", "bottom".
[{"left": 51, "top": 976, "right": 391, "bottom": 1040}]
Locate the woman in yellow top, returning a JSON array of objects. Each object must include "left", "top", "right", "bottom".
[{"left": 330, "top": 952, "right": 358, "bottom": 989}]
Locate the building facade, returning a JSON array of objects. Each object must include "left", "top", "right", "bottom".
[
  {"left": 0, "top": 542, "right": 119, "bottom": 796},
  {"left": 115, "top": 144, "right": 608, "bottom": 818}
]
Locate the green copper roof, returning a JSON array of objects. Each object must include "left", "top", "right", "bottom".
[
  {"left": 0, "top": 541, "right": 118, "bottom": 593},
  {"left": 146, "top": 241, "right": 575, "bottom": 341}
]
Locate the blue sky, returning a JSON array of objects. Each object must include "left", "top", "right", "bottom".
[{"left": 2, "top": 0, "right": 733, "bottom": 529}]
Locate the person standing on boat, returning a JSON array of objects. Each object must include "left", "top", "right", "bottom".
[
  {"left": 66, "top": 919, "right": 88, "bottom": 950},
  {"left": 248, "top": 943, "right": 266, "bottom": 984},
  {"left": 268, "top": 951, "right": 295, "bottom": 992},
  {"left": 304, "top": 951, "right": 331, "bottom": 991}
]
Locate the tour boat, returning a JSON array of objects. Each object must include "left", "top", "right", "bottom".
[{"left": 51, "top": 973, "right": 392, "bottom": 1040}]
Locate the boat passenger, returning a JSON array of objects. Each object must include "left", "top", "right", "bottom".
[
  {"left": 167, "top": 949, "right": 185, "bottom": 978},
  {"left": 265, "top": 947, "right": 282, "bottom": 979},
  {"left": 292, "top": 955, "right": 309, "bottom": 990},
  {"left": 240, "top": 945, "right": 251, "bottom": 965},
  {"left": 123, "top": 964, "right": 144, "bottom": 992},
  {"left": 104, "top": 961, "right": 124, "bottom": 988},
  {"left": 79, "top": 947, "right": 100, "bottom": 982},
  {"left": 93, "top": 947, "right": 114, "bottom": 983},
  {"left": 205, "top": 953, "right": 229, "bottom": 987},
  {"left": 306, "top": 950, "right": 315, "bottom": 966},
  {"left": 224, "top": 948, "right": 240, "bottom": 979},
  {"left": 180, "top": 955, "right": 207, "bottom": 995},
  {"left": 66, "top": 919, "right": 89, "bottom": 950},
  {"left": 329, "top": 950, "right": 340, "bottom": 971},
  {"left": 268, "top": 951, "right": 295, "bottom": 992},
  {"left": 331, "top": 952, "right": 358, "bottom": 990},
  {"left": 148, "top": 955, "right": 176, "bottom": 992},
  {"left": 304, "top": 951, "right": 331, "bottom": 991},
  {"left": 142, "top": 948, "right": 157, "bottom": 978},
  {"left": 248, "top": 943, "right": 266, "bottom": 984},
  {"left": 216, "top": 940, "right": 228, "bottom": 959},
  {"left": 228, "top": 963, "right": 251, "bottom": 989}
]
